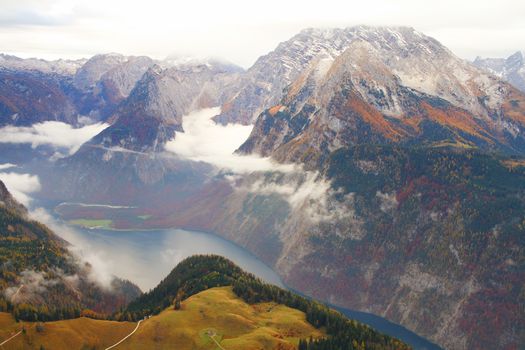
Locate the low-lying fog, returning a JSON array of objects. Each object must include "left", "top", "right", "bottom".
[
  {"left": 0, "top": 107, "right": 325, "bottom": 291},
  {"left": 165, "top": 107, "right": 295, "bottom": 173},
  {"left": 0, "top": 108, "right": 290, "bottom": 291},
  {"left": 30, "top": 207, "right": 284, "bottom": 291},
  {"left": 80, "top": 228, "right": 285, "bottom": 291}
]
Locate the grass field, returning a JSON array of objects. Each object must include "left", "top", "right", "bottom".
[
  {"left": 68, "top": 219, "right": 113, "bottom": 229},
  {"left": 0, "top": 287, "right": 324, "bottom": 349},
  {"left": 0, "top": 313, "right": 136, "bottom": 349},
  {"left": 0, "top": 313, "right": 22, "bottom": 342}
]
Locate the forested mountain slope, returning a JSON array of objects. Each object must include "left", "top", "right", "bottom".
[{"left": 0, "top": 180, "right": 140, "bottom": 320}]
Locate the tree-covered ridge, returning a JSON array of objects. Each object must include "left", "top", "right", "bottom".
[
  {"left": 0, "top": 205, "right": 73, "bottom": 286},
  {"left": 121, "top": 255, "right": 410, "bottom": 350},
  {"left": 327, "top": 145, "right": 525, "bottom": 196},
  {"left": 122, "top": 254, "right": 243, "bottom": 318},
  {"left": 0, "top": 180, "right": 141, "bottom": 322},
  {"left": 326, "top": 145, "right": 525, "bottom": 252}
]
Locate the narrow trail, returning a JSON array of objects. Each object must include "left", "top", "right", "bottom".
[
  {"left": 104, "top": 320, "right": 142, "bottom": 350},
  {"left": 10, "top": 285, "right": 24, "bottom": 302},
  {"left": 0, "top": 330, "right": 22, "bottom": 346},
  {"left": 209, "top": 334, "right": 227, "bottom": 350}
]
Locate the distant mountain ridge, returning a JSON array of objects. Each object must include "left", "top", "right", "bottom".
[
  {"left": 0, "top": 52, "right": 243, "bottom": 126},
  {"left": 473, "top": 51, "right": 525, "bottom": 92},
  {"left": 0, "top": 53, "right": 85, "bottom": 75}
]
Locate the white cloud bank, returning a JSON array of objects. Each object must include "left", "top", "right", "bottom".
[
  {"left": 0, "top": 171, "right": 41, "bottom": 206},
  {"left": 165, "top": 107, "right": 294, "bottom": 173},
  {"left": 0, "top": 121, "right": 109, "bottom": 155},
  {"left": 165, "top": 107, "right": 349, "bottom": 225},
  {"left": 29, "top": 207, "right": 116, "bottom": 289},
  {"left": 0, "top": 163, "right": 16, "bottom": 170}
]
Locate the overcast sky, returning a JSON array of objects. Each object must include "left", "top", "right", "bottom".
[{"left": 1, "top": 0, "right": 524, "bottom": 68}]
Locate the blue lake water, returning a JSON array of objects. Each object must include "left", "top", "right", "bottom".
[
  {"left": 70, "top": 226, "right": 442, "bottom": 350},
  {"left": 70, "top": 228, "right": 285, "bottom": 291}
]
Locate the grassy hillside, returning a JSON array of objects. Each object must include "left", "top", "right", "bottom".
[
  {"left": 125, "top": 286, "right": 323, "bottom": 350},
  {"left": 0, "top": 311, "right": 136, "bottom": 349},
  {"left": 0, "top": 255, "right": 410, "bottom": 349},
  {"left": 121, "top": 255, "right": 410, "bottom": 350},
  {"left": 0, "top": 287, "right": 323, "bottom": 350}
]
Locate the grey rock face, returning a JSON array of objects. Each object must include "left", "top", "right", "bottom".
[{"left": 474, "top": 51, "right": 525, "bottom": 92}]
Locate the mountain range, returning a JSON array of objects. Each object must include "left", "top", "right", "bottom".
[
  {"left": 1, "top": 26, "right": 524, "bottom": 350},
  {"left": 474, "top": 51, "right": 525, "bottom": 93}
]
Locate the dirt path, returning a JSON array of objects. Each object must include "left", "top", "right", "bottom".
[
  {"left": 104, "top": 320, "right": 142, "bottom": 350},
  {"left": 10, "top": 285, "right": 24, "bottom": 302},
  {"left": 205, "top": 330, "right": 226, "bottom": 350},
  {"left": 210, "top": 335, "right": 227, "bottom": 350},
  {"left": 0, "top": 330, "right": 22, "bottom": 346}
]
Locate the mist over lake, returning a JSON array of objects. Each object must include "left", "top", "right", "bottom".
[{"left": 69, "top": 227, "right": 284, "bottom": 291}]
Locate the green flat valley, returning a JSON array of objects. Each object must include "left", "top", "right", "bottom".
[{"left": 68, "top": 219, "right": 114, "bottom": 229}]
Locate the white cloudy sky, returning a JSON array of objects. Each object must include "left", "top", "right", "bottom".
[{"left": 0, "top": 0, "right": 524, "bottom": 68}]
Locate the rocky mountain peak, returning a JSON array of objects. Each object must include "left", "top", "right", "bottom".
[
  {"left": 145, "top": 63, "right": 164, "bottom": 77},
  {"left": 473, "top": 50, "right": 525, "bottom": 92},
  {"left": 73, "top": 53, "right": 128, "bottom": 89},
  {"left": 238, "top": 27, "right": 525, "bottom": 166},
  {"left": 215, "top": 25, "right": 501, "bottom": 125},
  {"left": 506, "top": 50, "right": 524, "bottom": 69},
  {"left": 71, "top": 57, "right": 242, "bottom": 154}
]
